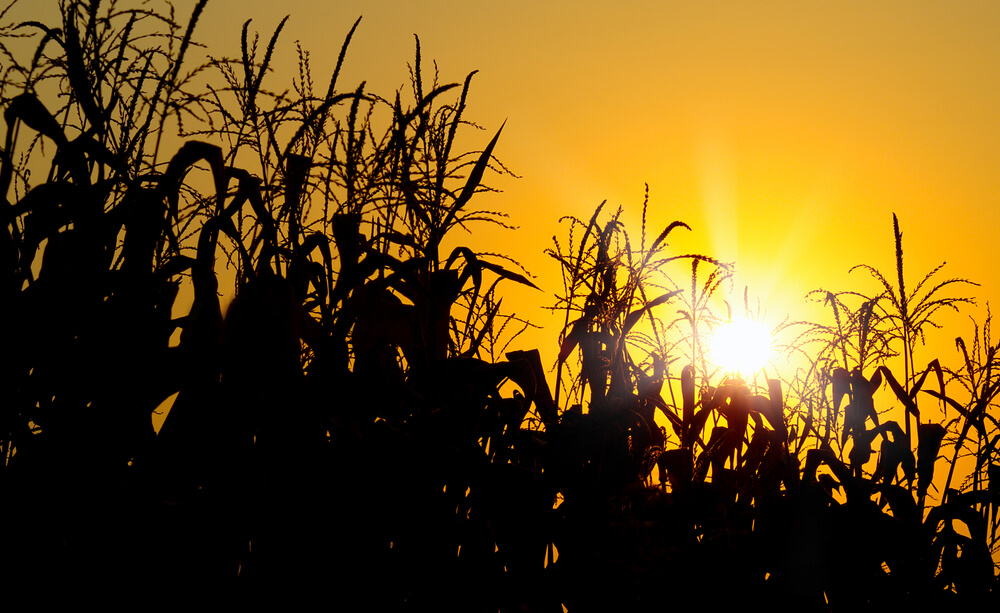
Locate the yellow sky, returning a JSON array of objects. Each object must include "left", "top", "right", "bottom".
[{"left": 13, "top": 0, "right": 1000, "bottom": 371}]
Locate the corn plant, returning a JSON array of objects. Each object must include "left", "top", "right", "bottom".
[
  {"left": 2, "top": 0, "right": 998, "bottom": 608},
  {"left": 0, "top": 0, "right": 541, "bottom": 601},
  {"left": 540, "top": 202, "right": 999, "bottom": 608}
]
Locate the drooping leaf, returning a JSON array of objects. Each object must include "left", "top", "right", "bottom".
[
  {"left": 5, "top": 93, "right": 67, "bottom": 146},
  {"left": 916, "top": 421, "right": 947, "bottom": 506},
  {"left": 505, "top": 349, "right": 557, "bottom": 428},
  {"left": 831, "top": 368, "right": 850, "bottom": 413},
  {"left": 868, "top": 367, "right": 883, "bottom": 392},
  {"left": 162, "top": 141, "right": 227, "bottom": 221}
]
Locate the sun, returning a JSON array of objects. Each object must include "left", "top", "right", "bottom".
[{"left": 709, "top": 318, "right": 773, "bottom": 376}]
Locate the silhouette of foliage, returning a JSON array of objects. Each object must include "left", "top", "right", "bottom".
[{"left": 0, "top": 1, "right": 997, "bottom": 609}]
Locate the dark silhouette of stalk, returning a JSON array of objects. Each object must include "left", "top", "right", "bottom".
[{"left": 1, "top": 1, "right": 997, "bottom": 607}]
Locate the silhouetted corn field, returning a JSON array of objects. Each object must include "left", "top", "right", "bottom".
[{"left": 1, "top": 1, "right": 998, "bottom": 609}]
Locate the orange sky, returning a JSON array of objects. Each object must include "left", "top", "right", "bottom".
[
  {"left": 268, "top": 0, "right": 999, "bottom": 373},
  {"left": 14, "top": 0, "right": 1000, "bottom": 373}
]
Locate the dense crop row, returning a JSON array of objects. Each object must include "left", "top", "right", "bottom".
[{"left": 1, "top": 1, "right": 997, "bottom": 609}]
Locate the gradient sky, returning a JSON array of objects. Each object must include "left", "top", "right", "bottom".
[
  {"left": 14, "top": 0, "right": 1000, "bottom": 370},
  {"left": 261, "top": 0, "right": 999, "bottom": 370}
]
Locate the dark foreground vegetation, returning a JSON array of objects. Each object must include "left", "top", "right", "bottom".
[{"left": 1, "top": 1, "right": 998, "bottom": 609}]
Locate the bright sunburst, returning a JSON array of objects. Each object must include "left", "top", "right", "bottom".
[{"left": 709, "top": 318, "right": 773, "bottom": 376}]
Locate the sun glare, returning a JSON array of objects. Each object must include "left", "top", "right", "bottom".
[{"left": 709, "top": 318, "right": 773, "bottom": 376}]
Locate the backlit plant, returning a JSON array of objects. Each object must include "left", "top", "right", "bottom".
[{"left": 0, "top": 1, "right": 996, "bottom": 608}]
